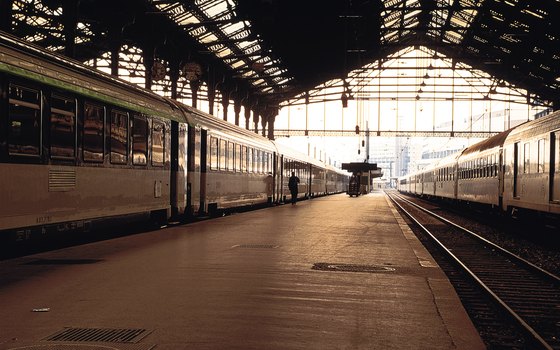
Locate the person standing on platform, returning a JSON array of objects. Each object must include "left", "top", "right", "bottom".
[{"left": 288, "top": 171, "right": 300, "bottom": 205}]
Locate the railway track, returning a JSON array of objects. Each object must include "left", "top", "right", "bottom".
[{"left": 387, "top": 191, "right": 560, "bottom": 350}]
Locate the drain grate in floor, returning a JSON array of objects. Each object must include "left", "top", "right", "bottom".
[
  {"left": 44, "top": 328, "right": 151, "bottom": 343},
  {"left": 312, "top": 262, "right": 396, "bottom": 273},
  {"left": 10, "top": 345, "right": 155, "bottom": 350},
  {"left": 232, "top": 244, "right": 279, "bottom": 249}
]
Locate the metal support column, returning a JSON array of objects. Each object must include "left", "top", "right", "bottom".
[
  {"left": 221, "top": 90, "right": 229, "bottom": 122},
  {"left": 62, "top": 0, "right": 77, "bottom": 59},
  {"left": 267, "top": 112, "right": 276, "bottom": 140},
  {"left": 234, "top": 98, "right": 242, "bottom": 126},
  {"left": 190, "top": 80, "right": 200, "bottom": 109},
  {"left": 143, "top": 49, "right": 154, "bottom": 90}
]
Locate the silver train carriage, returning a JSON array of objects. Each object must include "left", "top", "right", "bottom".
[
  {"left": 0, "top": 32, "right": 349, "bottom": 241},
  {"left": 398, "top": 111, "right": 560, "bottom": 217}
]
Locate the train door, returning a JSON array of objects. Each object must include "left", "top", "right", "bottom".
[
  {"left": 453, "top": 163, "right": 458, "bottom": 199},
  {"left": 273, "top": 152, "right": 281, "bottom": 203},
  {"left": 170, "top": 121, "right": 189, "bottom": 218},
  {"left": 498, "top": 149, "right": 504, "bottom": 208},
  {"left": 186, "top": 125, "right": 202, "bottom": 216},
  {"left": 513, "top": 142, "right": 520, "bottom": 198},
  {"left": 170, "top": 121, "right": 180, "bottom": 218},
  {"left": 199, "top": 129, "right": 207, "bottom": 214},
  {"left": 551, "top": 131, "right": 560, "bottom": 203}
]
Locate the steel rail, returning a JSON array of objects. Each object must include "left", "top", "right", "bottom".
[
  {"left": 387, "top": 191, "right": 554, "bottom": 350},
  {"left": 393, "top": 192, "right": 560, "bottom": 285}
]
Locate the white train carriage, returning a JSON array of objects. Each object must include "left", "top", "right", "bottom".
[
  {"left": 178, "top": 105, "right": 276, "bottom": 216},
  {"left": 0, "top": 33, "right": 177, "bottom": 238},
  {"left": 397, "top": 173, "right": 412, "bottom": 194},
  {"left": 0, "top": 31, "right": 352, "bottom": 241},
  {"left": 502, "top": 112, "right": 560, "bottom": 215},
  {"left": 272, "top": 141, "right": 315, "bottom": 203},
  {"left": 433, "top": 153, "right": 460, "bottom": 200},
  {"left": 419, "top": 169, "right": 436, "bottom": 197},
  {"left": 326, "top": 165, "right": 349, "bottom": 194},
  {"left": 455, "top": 131, "right": 510, "bottom": 207},
  {"left": 309, "top": 157, "right": 328, "bottom": 197},
  {"left": 409, "top": 174, "right": 420, "bottom": 195}
]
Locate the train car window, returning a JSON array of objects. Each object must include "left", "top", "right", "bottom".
[
  {"left": 110, "top": 110, "right": 128, "bottom": 164},
  {"left": 265, "top": 152, "right": 269, "bottom": 173},
  {"left": 210, "top": 136, "right": 218, "bottom": 170},
  {"left": 241, "top": 145, "right": 247, "bottom": 172},
  {"left": 556, "top": 132, "right": 560, "bottom": 172},
  {"left": 538, "top": 139, "right": 545, "bottom": 173},
  {"left": 8, "top": 84, "right": 41, "bottom": 157},
  {"left": 264, "top": 152, "right": 269, "bottom": 173},
  {"left": 83, "top": 103, "right": 104, "bottom": 162},
  {"left": 219, "top": 139, "right": 227, "bottom": 171},
  {"left": 477, "top": 159, "right": 481, "bottom": 178},
  {"left": 248, "top": 148, "right": 253, "bottom": 173},
  {"left": 152, "top": 120, "right": 165, "bottom": 167},
  {"left": 228, "top": 141, "right": 234, "bottom": 171},
  {"left": 523, "top": 142, "right": 530, "bottom": 174},
  {"left": 256, "top": 149, "right": 261, "bottom": 173},
  {"left": 235, "top": 144, "right": 241, "bottom": 172},
  {"left": 50, "top": 94, "right": 76, "bottom": 159},
  {"left": 132, "top": 115, "right": 148, "bottom": 165}
]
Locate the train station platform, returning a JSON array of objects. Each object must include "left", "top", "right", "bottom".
[{"left": 0, "top": 191, "right": 485, "bottom": 350}]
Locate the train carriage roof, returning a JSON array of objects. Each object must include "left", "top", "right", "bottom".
[
  {"left": 461, "top": 128, "right": 515, "bottom": 156},
  {"left": 326, "top": 164, "right": 351, "bottom": 176},
  {"left": 179, "top": 103, "right": 276, "bottom": 151},
  {"left": 505, "top": 110, "right": 560, "bottom": 142},
  {"left": 271, "top": 141, "right": 323, "bottom": 168},
  {"left": 433, "top": 151, "right": 463, "bottom": 168},
  {"left": 0, "top": 32, "right": 186, "bottom": 123}
]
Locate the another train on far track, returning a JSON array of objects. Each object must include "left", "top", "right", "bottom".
[{"left": 398, "top": 110, "right": 560, "bottom": 219}]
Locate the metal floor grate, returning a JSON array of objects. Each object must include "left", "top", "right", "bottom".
[
  {"left": 44, "top": 328, "right": 150, "bottom": 343},
  {"left": 312, "top": 263, "right": 396, "bottom": 273},
  {"left": 232, "top": 244, "right": 279, "bottom": 249},
  {"left": 8, "top": 344, "right": 156, "bottom": 350}
]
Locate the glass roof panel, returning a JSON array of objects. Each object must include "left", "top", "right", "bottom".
[{"left": 156, "top": 0, "right": 293, "bottom": 93}]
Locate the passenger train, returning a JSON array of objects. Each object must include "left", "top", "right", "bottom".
[
  {"left": 0, "top": 32, "right": 349, "bottom": 242},
  {"left": 398, "top": 111, "right": 560, "bottom": 218}
]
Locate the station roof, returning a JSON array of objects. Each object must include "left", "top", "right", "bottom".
[{"left": 7, "top": 0, "right": 560, "bottom": 109}]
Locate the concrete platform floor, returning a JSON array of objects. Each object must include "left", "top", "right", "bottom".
[{"left": 0, "top": 191, "right": 485, "bottom": 349}]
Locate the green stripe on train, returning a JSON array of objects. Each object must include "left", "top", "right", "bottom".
[{"left": 0, "top": 62, "right": 184, "bottom": 122}]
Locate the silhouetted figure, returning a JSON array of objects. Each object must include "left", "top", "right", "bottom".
[{"left": 288, "top": 171, "right": 300, "bottom": 205}]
